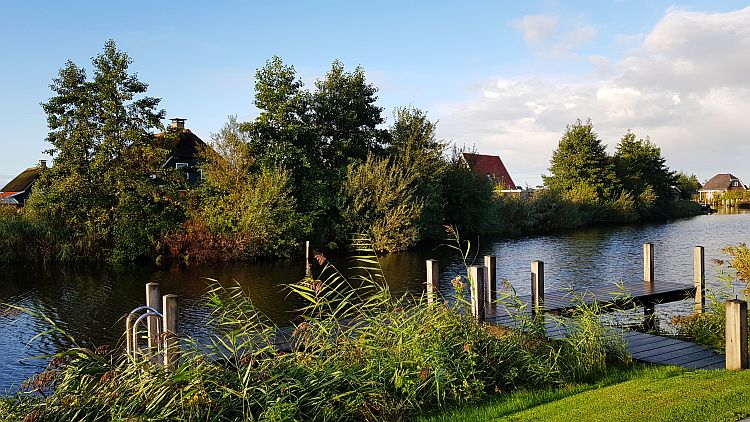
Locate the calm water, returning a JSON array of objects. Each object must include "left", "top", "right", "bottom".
[{"left": 1, "top": 210, "right": 749, "bottom": 393}]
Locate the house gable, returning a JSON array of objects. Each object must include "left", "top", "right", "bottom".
[{"left": 461, "top": 152, "right": 517, "bottom": 190}]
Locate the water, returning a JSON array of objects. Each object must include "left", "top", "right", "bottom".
[{"left": 1, "top": 211, "right": 749, "bottom": 393}]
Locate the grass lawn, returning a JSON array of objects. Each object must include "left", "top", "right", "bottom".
[{"left": 417, "top": 365, "right": 750, "bottom": 422}]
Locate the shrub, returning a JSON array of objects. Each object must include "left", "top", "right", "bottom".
[{"left": 341, "top": 154, "right": 424, "bottom": 252}]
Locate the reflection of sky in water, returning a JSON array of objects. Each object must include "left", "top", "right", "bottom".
[{"left": 1, "top": 211, "right": 749, "bottom": 392}]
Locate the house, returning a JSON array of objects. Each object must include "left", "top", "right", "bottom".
[
  {"left": 0, "top": 161, "right": 44, "bottom": 206},
  {"left": 160, "top": 118, "right": 208, "bottom": 185},
  {"left": 461, "top": 152, "right": 520, "bottom": 192},
  {"left": 698, "top": 173, "right": 747, "bottom": 202}
]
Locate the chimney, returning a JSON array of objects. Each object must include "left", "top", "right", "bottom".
[
  {"left": 38, "top": 160, "right": 47, "bottom": 169},
  {"left": 170, "top": 118, "right": 186, "bottom": 129}
]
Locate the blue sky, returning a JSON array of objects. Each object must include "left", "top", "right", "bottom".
[{"left": 2, "top": 1, "right": 749, "bottom": 187}]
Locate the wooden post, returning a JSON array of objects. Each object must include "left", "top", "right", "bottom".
[
  {"left": 469, "top": 265, "right": 485, "bottom": 322},
  {"left": 694, "top": 246, "right": 705, "bottom": 313},
  {"left": 531, "top": 261, "right": 544, "bottom": 316},
  {"left": 726, "top": 299, "right": 748, "bottom": 370},
  {"left": 426, "top": 259, "right": 438, "bottom": 305},
  {"left": 305, "top": 241, "right": 313, "bottom": 278},
  {"left": 484, "top": 255, "right": 497, "bottom": 304},
  {"left": 145, "top": 282, "right": 162, "bottom": 352},
  {"left": 162, "top": 294, "right": 179, "bottom": 370},
  {"left": 643, "top": 243, "right": 654, "bottom": 285}
]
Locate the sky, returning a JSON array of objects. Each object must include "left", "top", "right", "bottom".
[{"left": 1, "top": 0, "right": 749, "bottom": 188}]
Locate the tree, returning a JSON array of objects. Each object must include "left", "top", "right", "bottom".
[
  {"left": 202, "top": 115, "right": 255, "bottom": 191},
  {"left": 388, "top": 107, "right": 446, "bottom": 239},
  {"left": 28, "top": 40, "right": 179, "bottom": 262},
  {"left": 242, "top": 57, "right": 327, "bottom": 227},
  {"left": 313, "top": 60, "right": 388, "bottom": 170},
  {"left": 674, "top": 172, "right": 702, "bottom": 200},
  {"left": 613, "top": 131, "right": 676, "bottom": 202},
  {"left": 543, "top": 119, "right": 620, "bottom": 201}
]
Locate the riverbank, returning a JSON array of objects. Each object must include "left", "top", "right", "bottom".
[{"left": 417, "top": 365, "right": 750, "bottom": 422}]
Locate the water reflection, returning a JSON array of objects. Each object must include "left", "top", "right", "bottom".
[{"left": 1, "top": 211, "right": 749, "bottom": 392}]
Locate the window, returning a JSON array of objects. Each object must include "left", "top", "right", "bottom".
[
  {"left": 731, "top": 180, "right": 739, "bottom": 187},
  {"left": 175, "top": 162, "right": 189, "bottom": 170},
  {"left": 198, "top": 169, "right": 206, "bottom": 180}
]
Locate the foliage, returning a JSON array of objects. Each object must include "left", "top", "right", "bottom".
[
  {"left": 721, "top": 243, "right": 750, "bottom": 282},
  {"left": 613, "top": 131, "right": 676, "bottom": 203},
  {"left": 674, "top": 172, "right": 702, "bottom": 200},
  {"left": 195, "top": 167, "right": 304, "bottom": 259},
  {"left": 388, "top": 107, "right": 447, "bottom": 239},
  {"left": 442, "top": 147, "right": 499, "bottom": 235},
  {"left": 341, "top": 155, "right": 424, "bottom": 252},
  {"left": 543, "top": 119, "right": 620, "bottom": 201},
  {"left": 313, "top": 60, "right": 389, "bottom": 170},
  {"left": 25, "top": 40, "right": 181, "bottom": 263}
]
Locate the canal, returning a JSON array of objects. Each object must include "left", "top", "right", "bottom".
[{"left": 1, "top": 210, "right": 748, "bottom": 392}]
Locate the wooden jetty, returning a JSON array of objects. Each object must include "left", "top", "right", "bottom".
[{"left": 426, "top": 244, "right": 742, "bottom": 370}]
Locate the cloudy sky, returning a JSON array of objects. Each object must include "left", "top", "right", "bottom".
[{"left": 1, "top": 1, "right": 748, "bottom": 187}]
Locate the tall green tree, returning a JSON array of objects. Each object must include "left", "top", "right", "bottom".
[
  {"left": 388, "top": 107, "right": 446, "bottom": 239},
  {"left": 313, "top": 60, "right": 388, "bottom": 170},
  {"left": 613, "top": 131, "right": 676, "bottom": 202},
  {"left": 543, "top": 119, "right": 620, "bottom": 200},
  {"left": 28, "top": 40, "right": 181, "bottom": 262},
  {"left": 674, "top": 172, "right": 702, "bottom": 200}
]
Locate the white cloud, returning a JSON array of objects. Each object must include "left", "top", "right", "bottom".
[
  {"left": 514, "top": 15, "right": 559, "bottom": 46},
  {"left": 514, "top": 14, "right": 597, "bottom": 58},
  {"left": 437, "top": 6, "right": 750, "bottom": 186}
]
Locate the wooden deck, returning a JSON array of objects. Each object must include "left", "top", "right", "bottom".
[{"left": 483, "top": 280, "right": 725, "bottom": 370}]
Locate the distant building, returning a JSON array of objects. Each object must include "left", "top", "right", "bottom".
[
  {"left": 461, "top": 152, "right": 522, "bottom": 194},
  {"left": 698, "top": 173, "right": 747, "bottom": 202},
  {"left": 0, "top": 161, "right": 44, "bottom": 206},
  {"left": 159, "top": 118, "right": 209, "bottom": 185}
]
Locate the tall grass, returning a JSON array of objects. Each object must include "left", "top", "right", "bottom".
[{"left": 1, "top": 235, "right": 632, "bottom": 421}]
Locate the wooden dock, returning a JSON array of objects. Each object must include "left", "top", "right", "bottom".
[{"left": 443, "top": 244, "right": 736, "bottom": 370}]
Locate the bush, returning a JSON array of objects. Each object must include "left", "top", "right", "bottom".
[{"left": 341, "top": 154, "right": 424, "bottom": 252}]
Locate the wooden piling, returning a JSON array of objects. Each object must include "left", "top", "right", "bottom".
[
  {"left": 643, "top": 243, "right": 654, "bottom": 285},
  {"left": 145, "top": 282, "right": 162, "bottom": 351},
  {"left": 125, "top": 314, "right": 135, "bottom": 358},
  {"left": 162, "top": 294, "right": 179, "bottom": 370},
  {"left": 426, "top": 259, "right": 438, "bottom": 305},
  {"left": 694, "top": 246, "right": 705, "bottom": 313},
  {"left": 531, "top": 261, "right": 544, "bottom": 316},
  {"left": 726, "top": 299, "right": 748, "bottom": 370},
  {"left": 469, "top": 265, "right": 486, "bottom": 322},
  {"left": 484, "top": 255, "right": 497, "bottom": 304}
]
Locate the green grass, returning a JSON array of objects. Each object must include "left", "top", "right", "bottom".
[{"left": 417, "top": 365, "right": 750, "bottom": 422}]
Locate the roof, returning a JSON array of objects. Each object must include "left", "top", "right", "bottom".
[
  {"left": 461, "top": 152, "right": 517, "bottom": 190},
  {"left": 167, "top": 129, "right": 208, "bottom": 160},
  {"left": 0, "top": 167, "right": 39, "bottom": 193},
  {"left": 699, "top": 173, "right": 746, "bottom": 191}
]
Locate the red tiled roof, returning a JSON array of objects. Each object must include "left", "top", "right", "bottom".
[
  {"left": 462, "top": 152, "right": 516, "bottom": 189},
  {"left": 0, "top": 192, "right": 18, "bottom": 198}
]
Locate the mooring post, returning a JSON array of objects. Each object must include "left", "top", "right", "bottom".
[
  {"left": 426, "top": 259, "right": 439, "bottom": 305},
  {"left": 484, "top": 255, "right": 497, "bottom": 304},
  {"left": 145, "top": 282, "right": 162, "bottom": 352},
  {"left": 643, "top": 243, "right": 654, "bottom": 285},
  {"left": 531, "top": 260, "right": 544, "bottom": 316},
  {"left": 305, "top": 241, "right": 312, "bottom": 278},
  {"left": 642, "top": 243, "right": 656, "bottom": 329},
  {"left": 694, "top": 246, "right": 705, "bottom": 313},
  {"left": 162, "top": 294, "right": 179, "bottom": 370},
  {"left": 726, "top": 299, "right": 748, "bottom": 370},
  {"left": 469, "top": 265, "right": 486, "bottom": 322}
]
